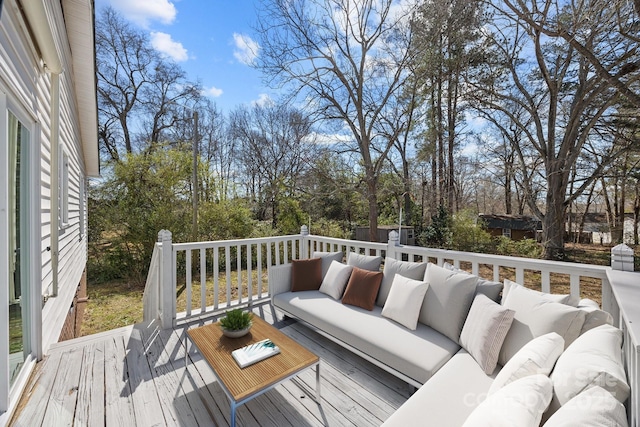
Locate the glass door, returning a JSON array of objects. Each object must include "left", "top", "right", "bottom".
[{"left": 8, "top": 111, "right": 30, "bottom": 387}]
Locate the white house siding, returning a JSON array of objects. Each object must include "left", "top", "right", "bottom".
[{"left": 0, "top": 0, "right": 95, "bottom": 421}]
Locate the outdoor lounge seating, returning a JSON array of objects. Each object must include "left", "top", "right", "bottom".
[{"left": 269, "top": 250, "right": 630, "bottom": 426}]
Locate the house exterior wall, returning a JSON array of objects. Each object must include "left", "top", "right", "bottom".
[
  {"left": 0, "top": 0, "right": 93, "bottom": 421},
  {"left": 486, "top": 227, "right": 535, "bottom": 241}
]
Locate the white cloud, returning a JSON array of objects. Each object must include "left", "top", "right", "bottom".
[
  {"left": 233, "top": 33, "right": 259, "bottom": 65},
  {"left": 308, "top": 132, "right": 353, "bottom": 145},
  {"left": 204, "top": 86, "right": 224, "bottom": 98},
  {"left": 150, "top": 32, "right": 188, "bottom": 62},
  {"left": 252, "top": 93, "right": 272, "bottom": 107},
  {"left": 108, "top": 0, "right": 177, "bottom": 27}
]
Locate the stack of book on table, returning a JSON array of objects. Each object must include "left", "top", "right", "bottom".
[{"left": 232, "top": 338, "right": 281, "bottom": 368}]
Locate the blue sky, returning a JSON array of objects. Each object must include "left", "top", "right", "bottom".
[{"left": 95, "top": 0, "right": 274, "bottom": 112}]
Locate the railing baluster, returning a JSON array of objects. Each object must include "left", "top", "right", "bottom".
[
  {"left": 247, "top": 244, "right": 253, "bottom": 303},
  {"left": 516, "top": 268, "right": 524, "bottom": 285},
  {"left": 225, "top": 245, "right": 231, "bottom": 307},
  {"left": 267, "top": 241, "right": 272, "bottom": 270},
  {"left": 237, "top": 244, "right": 242, "bottom": 304},
  {"left": 200, "top": 248, "right": 206, "bottom": 313},
  {"left": 471, "top": 262, "right": 479, "bottom": 276},
  {"left": 185, "top": 250, "right": 192, "bottom": 317},
  {"left": 541, "top": 270, "right": 551, "bottom": 293},
  {"left": 284, "top": 239, "right": 289, "bottom": 263},
  {"left": 213, "top": 247, "right": 219, "bottom": 311},
  {"left": 275, "top": 241, "right": 281, "bottom": 265},
  {"left": 493, "top": 265, "right": 500, "bottom": 283},
  {"left": 257, "top": 242, "right": 263, "bottom": 298},
  {"left": 570, "top": 274, "right": 580, "bottom": 300}
]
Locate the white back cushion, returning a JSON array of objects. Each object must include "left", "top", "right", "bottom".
[
  {"left": 420, "top": 263, "right": 478, "bottom": 343},
  {"left": 544, "top": 386, "right": 629, "bottom": 427},
  {"left": 489, "top": 332, "right": 564, "bottom": 395},
  {"left": 462, "top": 375, "right": 553, "bottom": 427},
  {"left": 498, "top": 284, "right": 586, "bottom": 366},
  {"left": 550, "top": 324, "right": 630, "bottom": 413}
]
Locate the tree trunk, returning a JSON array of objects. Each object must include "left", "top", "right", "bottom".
[
  {"left": 634, "top": 181, "right": 640, "bottom": 245},
  {"left": 366, "top": 174, "right": 379, "bottom": 242},
  {"left": 543, "top": 175, "right": 567, "bottom": 260},
  {"left": 505, "top": 157, "right": 512, "bottom": 214}
]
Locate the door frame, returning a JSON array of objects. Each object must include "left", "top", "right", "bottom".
[{"left": 0, "top": 89, "right": 42, "bottom": 413}]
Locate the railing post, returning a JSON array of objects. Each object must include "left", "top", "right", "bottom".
[
  {"left": 159, "top": 230, "right": 175, "bottom": 329},
  {"left": 387, "top": 230, "right": 399, "bottom": 260},
  {"left": 611, "top": 243, "right": 635, "bottom": 272},
  {"left": 300, "top": 225, "right": 309, "bottom": 259}
]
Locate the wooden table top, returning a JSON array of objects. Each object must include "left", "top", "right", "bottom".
[{"left": 187, "top": 316, "right": 319, "bottom": 402}]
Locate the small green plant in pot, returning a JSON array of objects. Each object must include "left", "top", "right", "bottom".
[{"left": 219, "top": 309, "right": 253, "bottom": 338}]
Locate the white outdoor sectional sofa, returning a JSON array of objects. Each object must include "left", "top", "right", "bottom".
[{"left": 269, "top": 252, "right": 630, "bottom": 426}]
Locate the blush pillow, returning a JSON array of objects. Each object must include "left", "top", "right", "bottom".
[
  {"left": 341, "top": 267, "right": 383, "bottom": 310},
  {"left": 290, "top": 258, "right": 322, "bottom": 292}
]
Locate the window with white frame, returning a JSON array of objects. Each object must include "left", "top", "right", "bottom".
[{"left": 502, "top": 228, "right": 512, "bottom": 238}]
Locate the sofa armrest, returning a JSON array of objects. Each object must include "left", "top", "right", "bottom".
[{"left": 269, "top": 264, "right": 292, "bottom": 298}]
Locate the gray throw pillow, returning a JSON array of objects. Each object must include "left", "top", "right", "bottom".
[
  {"left": 313, "top": 251, "right": 344, "bottom": 278},
  {"left": 347, "top": 252, "right": 382, "bottom": 272},
  {"left": 420, "top": 263, "right": 478, "bottom": 343}
]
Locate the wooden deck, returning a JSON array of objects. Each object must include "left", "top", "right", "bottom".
[{"left": 9, "top": 304, "right": 412, "bottom": 426}]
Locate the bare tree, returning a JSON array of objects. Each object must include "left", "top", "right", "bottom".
[
  {"left": 96, "top": 7, "right": 198, "bottom": 161},
  {"left": 469, "top": 0, "right": 638, "bottom": 259},
  {"left": 501, "top": 0, "right": 640, "bottom": 109},
  {"left": 229, "top": 101, "right": 315, "bottom": 227},
  {"left": 255, "top": 0, "right": 416, "bottom": 241}
]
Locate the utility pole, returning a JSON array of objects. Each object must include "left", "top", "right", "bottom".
[{"left": 192, "top": 110, "right": 199, "bottom": 241}]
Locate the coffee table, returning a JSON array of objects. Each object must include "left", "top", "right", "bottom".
[{"left": 186, "top": 316, "right": 321, "bottom": 426}]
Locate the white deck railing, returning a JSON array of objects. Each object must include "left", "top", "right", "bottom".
[{"left": 143, "top": 226, "right": 639, "bottom": 424}]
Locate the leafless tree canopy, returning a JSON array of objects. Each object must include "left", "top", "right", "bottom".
[{"left": 255, "top": 0, "right": 418, "bottom": 240}]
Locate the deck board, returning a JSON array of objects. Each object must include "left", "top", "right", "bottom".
[{"left": 10, "top": 304, "right": 409, "bottom": 427}]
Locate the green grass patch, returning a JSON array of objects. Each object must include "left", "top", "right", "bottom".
[{"left": 82, "top": 281, "right": 144, "bottom": 336}]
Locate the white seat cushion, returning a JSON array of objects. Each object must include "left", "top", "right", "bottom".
[
  {"left": 273, "top": 290, "right": 460, "bottom": 384},
  {"left": 381, "top": 350, "right": 497, "bottom": 427}
]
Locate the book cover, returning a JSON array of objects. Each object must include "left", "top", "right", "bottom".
[{"left": 232, "top": 338, "right": 281, "bottom": 368}]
